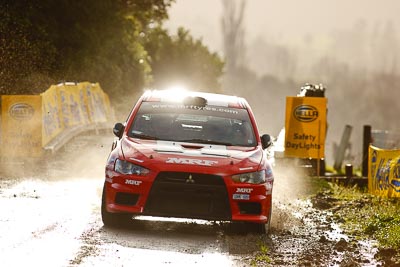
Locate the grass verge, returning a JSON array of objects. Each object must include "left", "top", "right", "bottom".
[{"left": 325, "top": 182, "right": 400, "bottom": 264}]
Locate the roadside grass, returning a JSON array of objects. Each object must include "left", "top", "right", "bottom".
[
  {"left": 253, "top": 177, "right": 400, "bottom": 265},
  {"left": 327, "top": 183, "right": 400, "bottom": 262},
  {"left": 251, "top": 243, "right": 271, "bottom": 266}
]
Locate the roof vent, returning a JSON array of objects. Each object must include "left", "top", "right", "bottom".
[{"left": 183, "top": 96, "right": 207, "bottom": 107}]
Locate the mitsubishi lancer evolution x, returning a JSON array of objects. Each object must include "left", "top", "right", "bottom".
[{"left": 101, "top": 89, "right": 274, "bottom": 233}]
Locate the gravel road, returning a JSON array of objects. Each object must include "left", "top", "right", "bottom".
[{"left": 0, "top": 133, "right": 382, "bottom": 267}]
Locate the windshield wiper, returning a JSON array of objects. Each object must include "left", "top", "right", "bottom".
[
  {"left": 180, "top": 139, "right": 232, "bottom": 146},
  {"left": 130, "top": 133, "right": 158, "bottom": 140}
]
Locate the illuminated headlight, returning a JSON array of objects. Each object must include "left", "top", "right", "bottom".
[
  {"left": 232, "top": 170, "right": 266, "bottom": 184},
  {"left": 114, "top": 159, "right": 149, "bottom": 176}
]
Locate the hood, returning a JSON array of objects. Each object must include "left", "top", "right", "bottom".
[{"left": 120, "top": 137, "right": 263, "bottom": 172}]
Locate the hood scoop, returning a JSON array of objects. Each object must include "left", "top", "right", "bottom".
[
  {"left": 200, "top": 146, "right": 230, "bottom": 157},
  {"left": 153, "top": 140, "right": 231, "bottom": 157},
  {"left": 154, "top": 141, "right": 183, "bottom": 153},
  {"left": 181, "top": 144, "right": 204, "bottom": 149}
]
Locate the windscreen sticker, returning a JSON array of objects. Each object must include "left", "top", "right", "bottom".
[{"left": 151, "top": 104, "right": 239, "bottom": 115}]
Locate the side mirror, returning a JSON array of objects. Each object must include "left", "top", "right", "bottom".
[
  {"left": 113, "top": 122, "right": 125, "bottom": 139},
  {"left": 261, "top": 134, "right": 272, "bottom": 149}
]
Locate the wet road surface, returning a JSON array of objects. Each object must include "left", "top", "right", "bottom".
[{"left": 0, "top": 134, "right": 382, "bottom": 266}]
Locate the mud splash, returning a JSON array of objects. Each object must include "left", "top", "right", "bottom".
[{"left": 239, "top": 166, "right": 383, "bottom": 266}]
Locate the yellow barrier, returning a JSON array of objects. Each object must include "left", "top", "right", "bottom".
[
  {"left": 78, "top": 82, "right": 112, "bottom": 124},
  {"left": 1, "top": 82, "right": 113, "bottom": 158},
  {"left": 1, "top": 95, "right": 43, "bottom": 157},
  {"left": 369, "top": 145, "right": 400, "bottom": 198},
  {"left": 58, "top": 83, "right": 85, "bottom": 127},
  {"left": 42, "top": 85, "right": 64, "bottom": 147}
]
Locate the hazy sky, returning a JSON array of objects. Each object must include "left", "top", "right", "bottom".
[
  {"left": 165, "top": 1, "right": 400, "bottom": 163},
  {"left": 165, "top": 0, "right": 400, "bottom": 54}
]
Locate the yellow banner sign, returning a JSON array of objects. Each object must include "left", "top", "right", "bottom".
[
  {"left": 42, "top": 85, "right": 64, "bottom": 147},
  {"left": 284, "top": 97, "right": 327, "bottom": 158},
  {"left": 1, "top": 82, "right": 112, "bottom": 158},
  {"left": 369, "top": 145, "right": 400, "bottom": 198},
  {"left": 1, "top": 95, "right": 43, "bottom": 157}
]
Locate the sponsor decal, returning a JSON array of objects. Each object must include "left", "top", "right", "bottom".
[
  {"left": 151, "top": 104, "right": 238, "bottom": 114},
  {"left": 125, "top": 179, "right": 142, "bottom": 186},
  {"left": 236, "top": 188, "right": 253, "bottom": 193},
  {"left": 9, "top": 103, "right": 35, "bottom": 120},
  {"left": 166, "top": 157, "right": 218, "bottom": 166},
  {"left": 369, "top": 146, "right": 400, "bottom": 197},
  {"left": 233, "top": 194, "right": 250, "bottom": 200},
  {"left": 293, "top": 105, "right": 318, "bottom": 122},
  {"left": 392, "top": 158, "right": 400, "bottom": 192}
]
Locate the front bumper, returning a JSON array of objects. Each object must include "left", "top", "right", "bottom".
[{"left": 104, "top": 171, "right": 272, "bottom": 223}]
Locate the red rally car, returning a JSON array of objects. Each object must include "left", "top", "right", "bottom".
[{"left": 101, "top": 89, "right": 274, "bottom": 233}]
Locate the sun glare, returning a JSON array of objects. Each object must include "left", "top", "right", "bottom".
[{"left": 159, "top": 85, "right": 189, "bottom": 102}]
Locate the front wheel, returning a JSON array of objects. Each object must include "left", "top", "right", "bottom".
[
  {"left": 101, "top": 183, "right": 131, "bottom": 227},
  {"left": 250, "top": 222, "right": 269, "bottom": 235},
  {"left": 264, "top": 205, "right": 272, "bottom": 234},
  {"left": 252, "top": 206, "right": 272, "bottom": 235}
]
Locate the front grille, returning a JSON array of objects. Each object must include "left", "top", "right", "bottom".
[
  {"left": 144, "top": 172, "right": 231, "bottom": 220},
  {"left": 238, "top": 202, "right": 261, "bottom": 215},
  {"left": 154, "top": 172, "right": 226, "bottom": 186},
  {"left": 115, "top": 192, "right": 139, "bottom": 206}
]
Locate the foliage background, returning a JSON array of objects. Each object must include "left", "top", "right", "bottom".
[{"left": 0, "top": 0, "right": 224, "bottom": 111}]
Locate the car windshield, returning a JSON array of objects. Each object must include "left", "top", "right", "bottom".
[{"left": 128, "top": 102, "right": 257, "bottom": 147}]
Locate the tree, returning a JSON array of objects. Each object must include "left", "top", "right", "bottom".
[
  {"left": 0, "top": 1, "right": 57, "bottom": 94},
  {"left": 221, "top": 0, "right": 246, "bottom": 74},
  {"left": 0, "top": 0, "right": 224, "bottom": 105},
  {"left": 0, "top": 0, "right": 173, "bottom": 96},
  {"left": 144, "top": 27, "right": 224, "bottom": 92}
]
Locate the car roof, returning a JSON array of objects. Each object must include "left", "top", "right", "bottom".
[{"left": 141, "top": 89, "right": 248, "bottom": 109}]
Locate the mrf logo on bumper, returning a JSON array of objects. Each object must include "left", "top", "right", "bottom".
[{"left": 284, "top": 97, "right": 327, "bottom": 159}]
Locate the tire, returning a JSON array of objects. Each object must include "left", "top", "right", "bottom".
[
  {"left": 101, "top": 183, "right": 131, "bottom": 228},
  {"left": 253, "top": 205, "right": 272, "bottom": 235},
  {"left": 229, "top": 222, "right": 268, "bottom": 235},
  {"left": 264, "top": 205, "right": 272, "bottom": 234}
]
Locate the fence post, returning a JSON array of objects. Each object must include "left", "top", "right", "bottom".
[
  {"left": 334, "top": 125, "right": 353, "bottom": 172},
  {"left": 345, "top": 164, "right": 353, "bottom": 185},
  {"left": 362, "top": 125, "right": 372, "bottom": 177}
]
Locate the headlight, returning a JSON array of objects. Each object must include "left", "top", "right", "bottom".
[
  {"left": 114, "top": 159, "right": 150, "bottom": 176},
  {"left": 232, "top": 170, "right": 266, "bottom": 184}
]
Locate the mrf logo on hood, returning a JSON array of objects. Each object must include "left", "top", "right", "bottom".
[{"left": 166, "top": 157, "right": 218, "bottom": 166}]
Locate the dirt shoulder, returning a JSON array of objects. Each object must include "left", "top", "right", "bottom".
[
  {"left": 314, "top": 183, "right": 400, "bottom": 266},
  {"left": 238, "top": 164, "right": 400, "bottom": 266}
]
